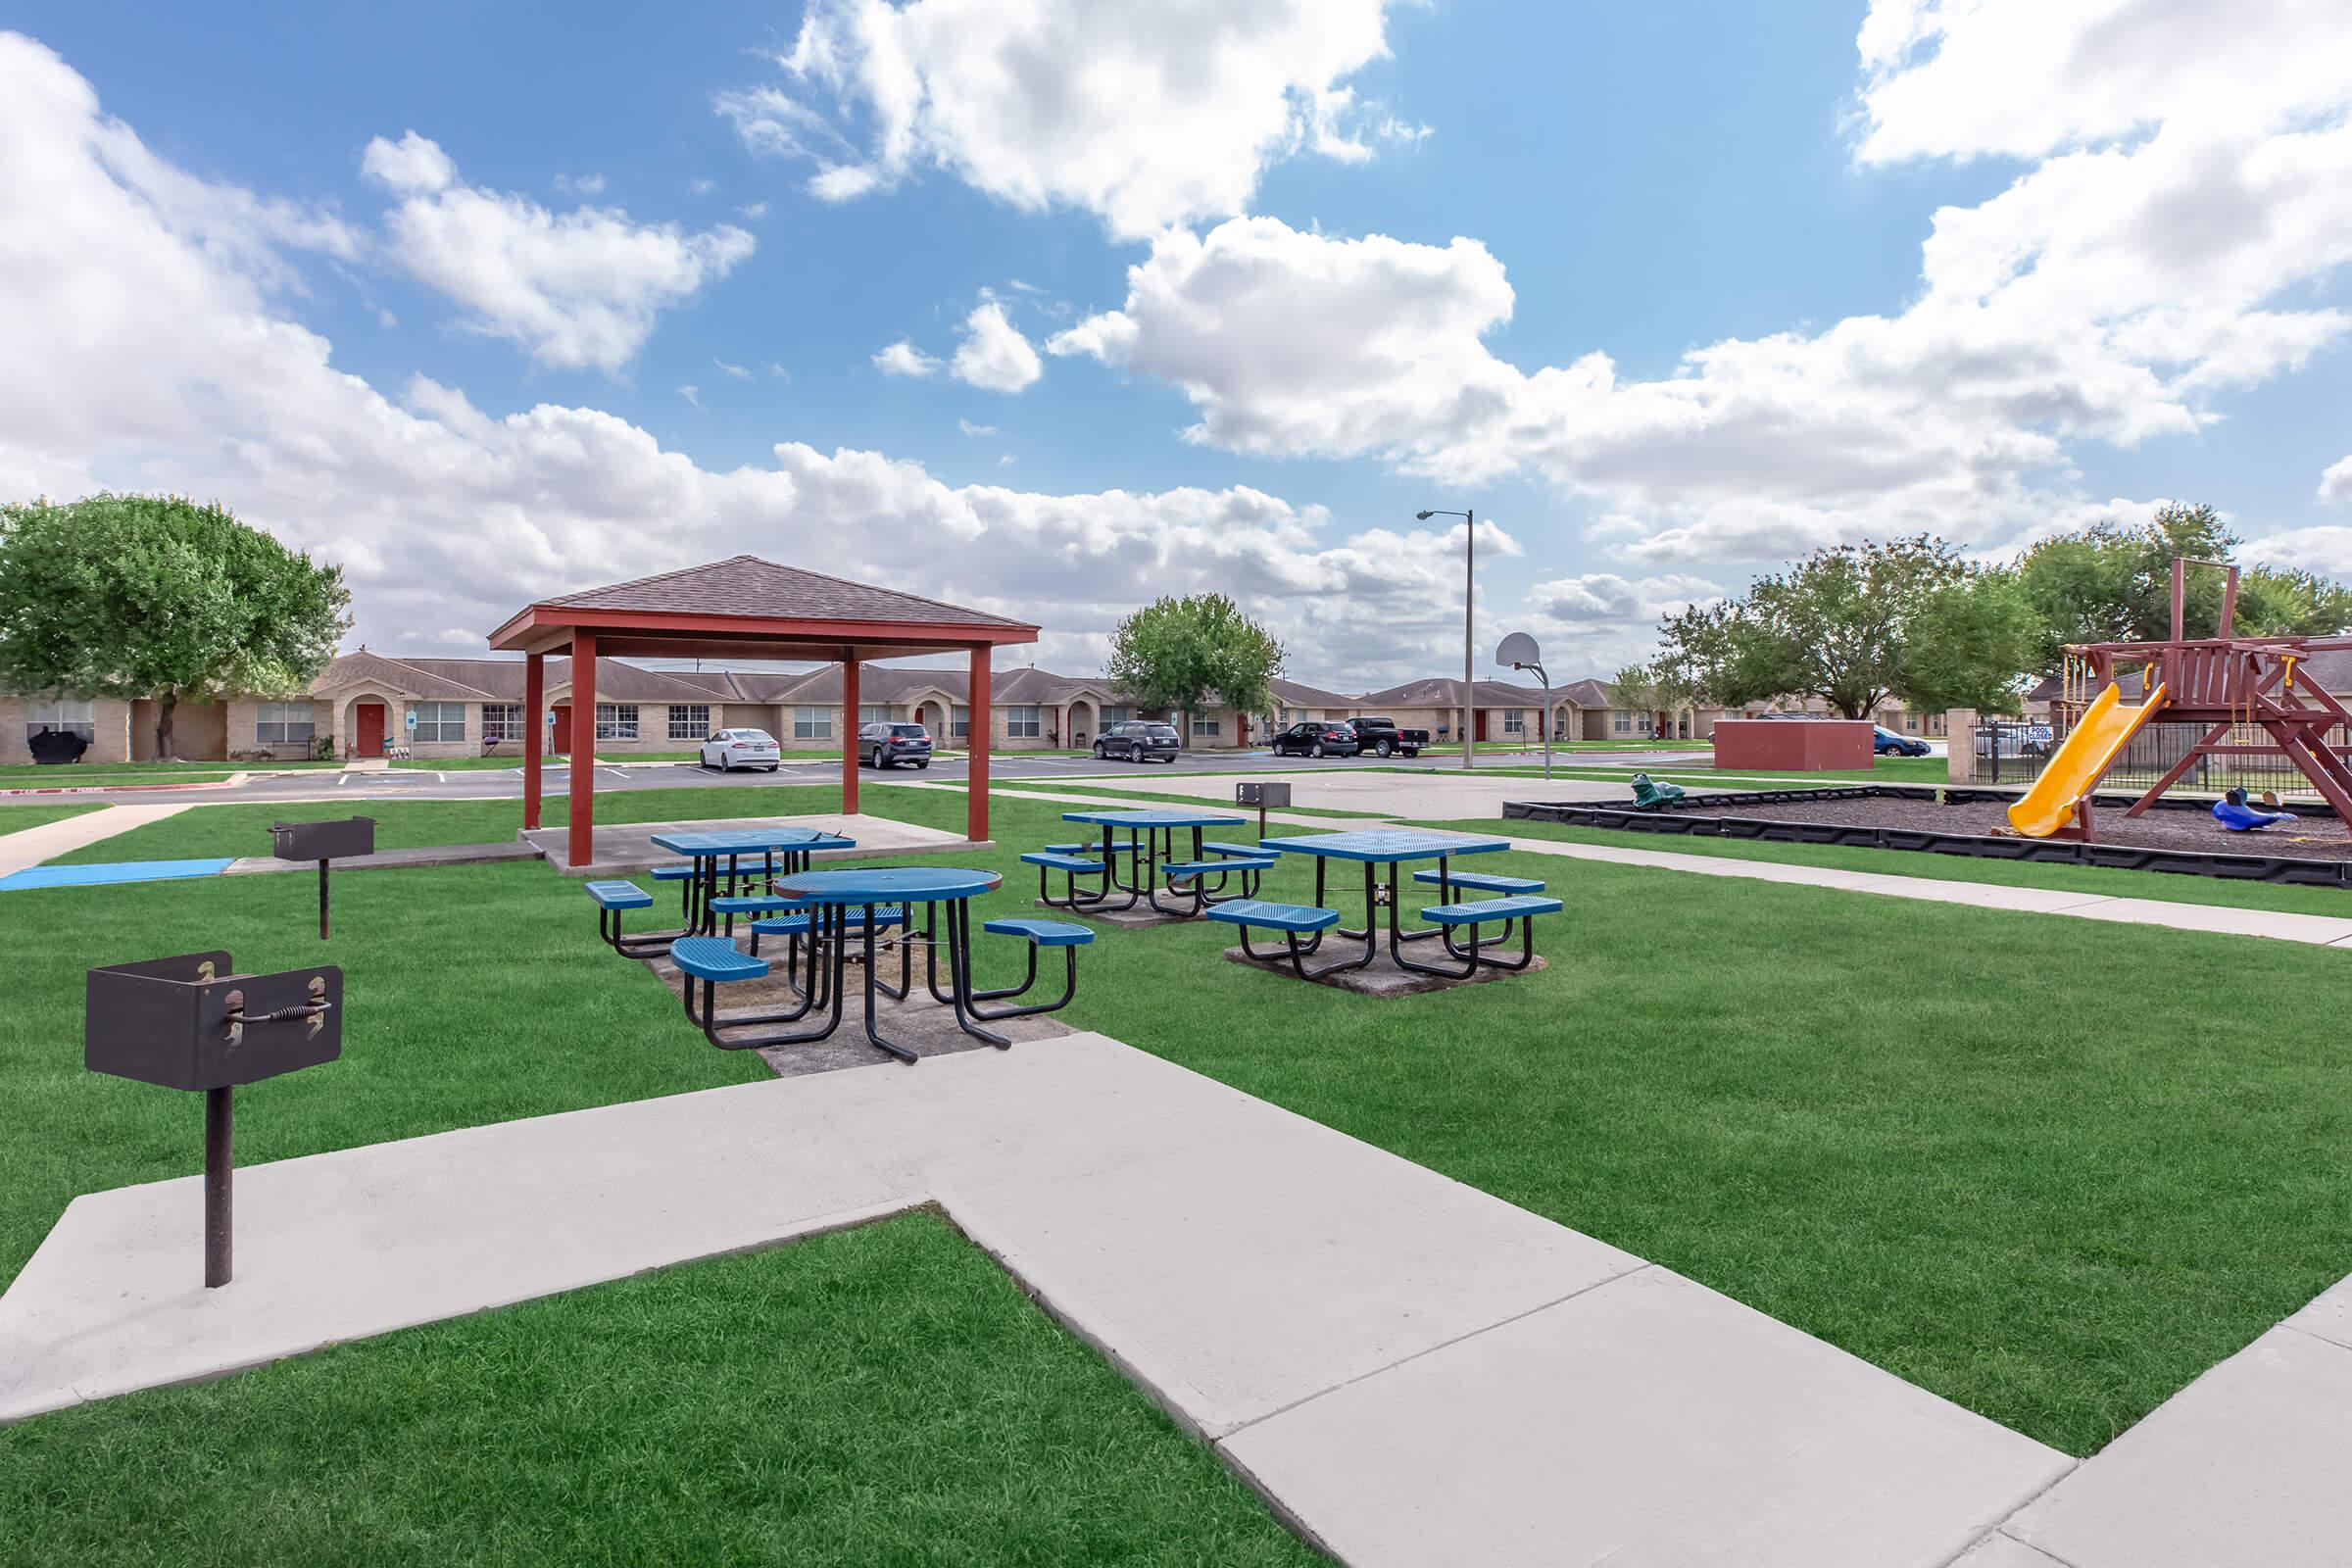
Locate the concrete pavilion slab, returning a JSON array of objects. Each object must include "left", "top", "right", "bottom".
[
  {"left": 0, "top": 1036, "right": 2076, "bottom": 1564},
  {"left": 524, "top": 810, "right": 980, "bottom": 876}
]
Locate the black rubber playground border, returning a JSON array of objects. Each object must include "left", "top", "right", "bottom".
[{"left": 1500, "top": 785, "right": 2352, "bottom": 888}]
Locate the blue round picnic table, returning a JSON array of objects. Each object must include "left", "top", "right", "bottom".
[
  {"left": 1058, "top": 808, "right": 1249, "bottom": 915},
  {"left": 767, "top": 865, "right": 1008, "bottom": 1060}
]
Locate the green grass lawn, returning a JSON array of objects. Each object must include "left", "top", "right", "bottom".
[
  {"left": 5, "top": 788, "right": 2351, "bottom": 1463},
  {"left": 0, "top": 1213, "right": 1314, "bottom": 1568},
  {"left": 0, "top": 760, "right": 338, "bottom": 781},
  {"left": 391, "top": 752, "right": 708, "bottom": 769},
  {"left": 0, "top": 803, "right": 104, "bottom": 838}
]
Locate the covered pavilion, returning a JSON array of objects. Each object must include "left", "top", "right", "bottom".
[{"left": 488, "top": 556, "right": 1039, "bottom": 866}]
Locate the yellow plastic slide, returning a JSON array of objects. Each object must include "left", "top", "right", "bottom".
[{"left": 2004, "top": 681, "right": 2168, "bottom": 838}]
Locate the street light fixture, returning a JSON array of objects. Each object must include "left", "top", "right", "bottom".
[{"left": 1415, "top": 506, "right": 1475, "bottom": 770}]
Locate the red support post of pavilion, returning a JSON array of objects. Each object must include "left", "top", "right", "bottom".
[
  {"left": 522, "top": 651, "right": 545, "bottom": 829},
  {"left": 842, "top": 658, "right": 861, "bottom": 816},
  {"left": 967, "top": 646, "right": 991, "bottom": 844},
  {"left": 567, "top": 630, "right": 597, "bottom": 869}
]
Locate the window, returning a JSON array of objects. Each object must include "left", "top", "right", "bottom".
[
  {"left": 27, "top": 698, "right": 95, "bottom": 742},
  {"left": 1502, "top": 710, "right": 1525, "bottom": 736},
  {"left": 793, "top": 707, "right": 831, "bottom": 740},
  {"left": 411, "top": 702, "right": 466, "bottom": 743},
  {"left": 255, "top": 701, "right": 317, "bottom": 745},
  {"left": 667, "top": 704, "right": 710, "bottom": 740},
  {"left": 1612, "top": 712, "right": 1631, "bottom": 734},
  {"left": 859, "top": 704, "right": 892, "bottom": 725},
  {"left": 1195, "top": 715, "right": 1220, "bottom": 737},
  {"left": 593, "top": 704, "right": 637, "bottom": 741},
  {"left": 951, "top": 705, "right": 971, "bottom": 738},
  {"left": 1007, "top": 705, "right": 1041, "bottom": 738},
  {"left": 1101, "top": 706, "right": 1129, "bottom": 726},
  {"left": 482, "top": 704, "right": 524, "bottom": 741}
]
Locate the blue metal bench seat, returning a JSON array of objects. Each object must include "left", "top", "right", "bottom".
[
  {"left": 650, "top": 863, "right": 696, "bottom": 881},
  {"left": 1412, "top": 868, "right": 1546, "bottom": 896},
  {"left": 984, "top": 917, "right": 1096, "bottom": 947},
  {"left": 1418, "top": 894, "right": 1562, "bottom": 925},
  {"left": 710, "top": 893, "right": 808, "bottom": 916},
  {"left": 1027, "top": 849, "right": 1109, "bottom": 910},
  {"left": 1163, "top": 857, "right": 1276, "bottom": 878},
  {"left": 957, "top": 916, "right": 1097, "bottom": 1021},
  {"left": 1416, "top": 894, "right": 1561, "bottom": 974},
  {"left": 584, "top": 879, "right": 653, "bottom": 909},
  {"left": 585, "top": 877, "right": 679, "bottom": 958},
  {"left": 1206, "top": 900, "right": 1339, "bottom": 933},
  {"left": 1046, "top": 841, "right": 1140, "bottom": 856},
  {"left": 1207, "top": 899, "right": 1345, "bottom": 980},
  {"left": 1200, "top": 840, "right": 1266, "bottom": 858},
  {"left": 1153, "top": 854, "right": 1275, "bottom": 914},
  {"left": 1023, "top": 851, "right": 1105, "bottom": 873},
  {"left": 668, "top": 936, "right": 768, "bottom": 982}
]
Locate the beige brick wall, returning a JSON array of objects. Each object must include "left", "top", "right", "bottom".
[
  {"left": 0, "top": 695, "right": 133, "bottom": 765},
  {"left": 225, "top": 698, "right": 330, "bottom": 761}
]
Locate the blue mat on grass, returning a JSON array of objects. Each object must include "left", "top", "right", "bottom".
[{"left": 0, "top": 858, "right": 235, "bottom": 891}]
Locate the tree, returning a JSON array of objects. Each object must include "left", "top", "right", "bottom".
[
  {"left": 0, "top": 494, "right": 349, "bottom": 758},
  {"left": 1611, "top": 658, "right": 1701, "bottom": 739},
  {"left": 1104, "top": 594, "right": 1285, "bottom": 735},
  {"left": 2011, "top": 502, "right": 2352, "bottom": 672},
  {"left": 1656, "top": 535, "right": 2034, "bottom": 718}
]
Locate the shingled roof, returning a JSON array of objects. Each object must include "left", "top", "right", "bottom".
[{"left": 540, "top": 555, "right": 1034, "bottom": 630}]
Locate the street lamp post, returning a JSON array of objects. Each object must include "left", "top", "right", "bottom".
[{"left": 1416, "top": 507, "right": 1475, "bottom": 770}]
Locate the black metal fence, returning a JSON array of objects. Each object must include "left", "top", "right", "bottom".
[{"left": 1974, "top": 718, "right": 2352, "bottom": 804}]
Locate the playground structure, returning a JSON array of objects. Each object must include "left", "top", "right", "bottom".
[{"left": 2010, "top": 558, "right": 2352, "bottom": 840}]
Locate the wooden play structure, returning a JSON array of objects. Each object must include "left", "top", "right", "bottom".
[{"left": 2010, "top": 558, "right": 2352, "bottom": 840}]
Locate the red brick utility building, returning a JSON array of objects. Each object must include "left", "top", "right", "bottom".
[{"left": 488, "top": 557, "right": 1039, "bottom": 867}]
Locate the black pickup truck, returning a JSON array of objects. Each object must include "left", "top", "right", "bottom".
[{"left": 1347, "top": 716, "right": 1428, "bottom": 758}]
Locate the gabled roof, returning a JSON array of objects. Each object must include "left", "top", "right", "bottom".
[
  {"left": 310, "top": 651, "right": 509, "bottom": 702},
  {"left": 1269, "top": 676, "right": 1358, "bottom": 707},
  {"left": 540, "top": 555, "right": 1034, "bottom": 630},
  {"left": 1355, "top": 676, "right": 1548, "bottom": 708},
  {"left": 1555, "top": 678, "right": 1617, "bottom": 707}
]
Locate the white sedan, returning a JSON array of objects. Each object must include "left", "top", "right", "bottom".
[{"left": 699, "top": 728, "right": 782, "bottom": 771}]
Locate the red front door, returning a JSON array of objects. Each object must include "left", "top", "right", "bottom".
[
  {"left": 552, "top": 706, "right": 573, "bottom": 756},
  {"left": 355, "top": 703, "right": 385, "bottom": 758},
  {"left": 1475, "top": 709, "right": 1490, "bottom": 742}
]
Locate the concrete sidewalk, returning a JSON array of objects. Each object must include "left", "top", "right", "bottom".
[
  {"left": 0, "top": 803, "right": 191, "bottom": 878},
  {"left": 0, "top": 1036, "right": 2069, "bottom": 1566}
]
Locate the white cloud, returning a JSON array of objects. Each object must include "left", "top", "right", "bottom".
[
  {"left": 359, "top": 129, "right": 453, "bottom": 193},
  {"left": 1520, "top": 571, "right": 1725, "bottom": 672},
  {"left": 951, "top": 301, "right": 1042, "bottom": 394},
  {"left": 362, "top": 132, "right": 755, "bottom": 372},
  {"left": 713, "top": 357, "right": 751, "bottom": 379},
  {"left": 767, "top": 362, "right": 790, "bottom": 378},
  {"left": 872, "top": 339, "right": 941, "bottom": 376},
  {"left": 677, "top": 384, "right": 701, "bottom": 408},
  {"left": 957, "top": 418, "right": 997, "bottom": 437},
  {"left": 1052, "top": 1, "right": 2352, "bottom": 566},
  {"left": 689, "top": 176, "right": 717, "bottom": 195},
  {"left": 554, "top": 172, "right": 606, "bottom": 196},
  {"left": 0, "top": 31, "right": 1501, "bottom": 688},
  {"left": 2323, "top": 451, "right": 2352, "bottom": 505},
  {"left": 737, "top": 201, "right": 768, "bottom": 220},
  {"left": 719, "top": 0, "right": 1411, "bottom": 239}
]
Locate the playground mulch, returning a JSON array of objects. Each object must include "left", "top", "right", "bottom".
[{"left": 1658, "top": 793, "right": 2352, "bottom": 861}]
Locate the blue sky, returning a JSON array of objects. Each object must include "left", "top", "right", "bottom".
[{"left": 3, "top": 1, "right": 2348, "bottom": 686}]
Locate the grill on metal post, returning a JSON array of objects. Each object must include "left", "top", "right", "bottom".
[
  {"left": 1235, "top": 779, "right": 1291, "bottom": 840},
  {"left": 269, "top": 816, "right": 375, "bottom": 939},
  {"left": 85, "top": 952, "right": 345, "bottom": 1287}
]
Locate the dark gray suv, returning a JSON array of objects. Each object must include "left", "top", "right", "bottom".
[
  {"left": 1094, "top": 721, "right": 1182, "bottom": 762},
  {"left": 858, "top": 721, "right": 933, "bottom": 769}
]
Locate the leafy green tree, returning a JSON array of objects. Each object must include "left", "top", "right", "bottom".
[
  {"left": 1608, "top": 660, "right": 1701, "bottom": 736},
  {"left": 1657, "top": 536, "right": 2034, "bottom": 718},
  {"left": 2011, "top": 502, "right": 2352, "bottom": 671},
  {"left": 1104, "top": 594, "right": 1285, "bottom": 734},
  {"left": 0, "top": 493, "right": 349, "bottom": 758}
]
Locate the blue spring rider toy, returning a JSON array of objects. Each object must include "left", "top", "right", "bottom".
[{"left": 2212, "top": 787, "right": 2295, "bottom": 832}]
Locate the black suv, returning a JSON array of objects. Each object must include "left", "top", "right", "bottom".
[
  {"left": 858, "top": 721, "right": 933, "bottom": 769},
  {"left": 1271, "top": 720, "right": 1361, "bottom": 759},
  {"left": 1095, "top": 721, "right": 1182, "bottom": 762}
]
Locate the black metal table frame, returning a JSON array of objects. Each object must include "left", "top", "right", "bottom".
[
  {"left": 682, "top": 894, "right": 1073, "bottom": 1063},
  {"left": 1244, "top": 852, "right": 1532, "bottom": 981}
]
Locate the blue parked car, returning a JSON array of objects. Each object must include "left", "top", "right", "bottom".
[{"left": 1872, "top": 724, "right": 1931, "bottom": 757}]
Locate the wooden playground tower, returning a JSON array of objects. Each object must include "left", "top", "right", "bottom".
[{"left": 2056, "top": 558, "right": 2352, "bottom": 831}]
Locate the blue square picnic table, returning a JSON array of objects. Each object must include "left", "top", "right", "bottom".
[
  {"left": 649, "top": 827, "right": 858, "bottom": 934},
  {"left": 1057, "top": 808, "right": 1250, "bottom": 916},
  {"left": 1252, "top": 828, "right": 1512, "bottom": 978}
]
